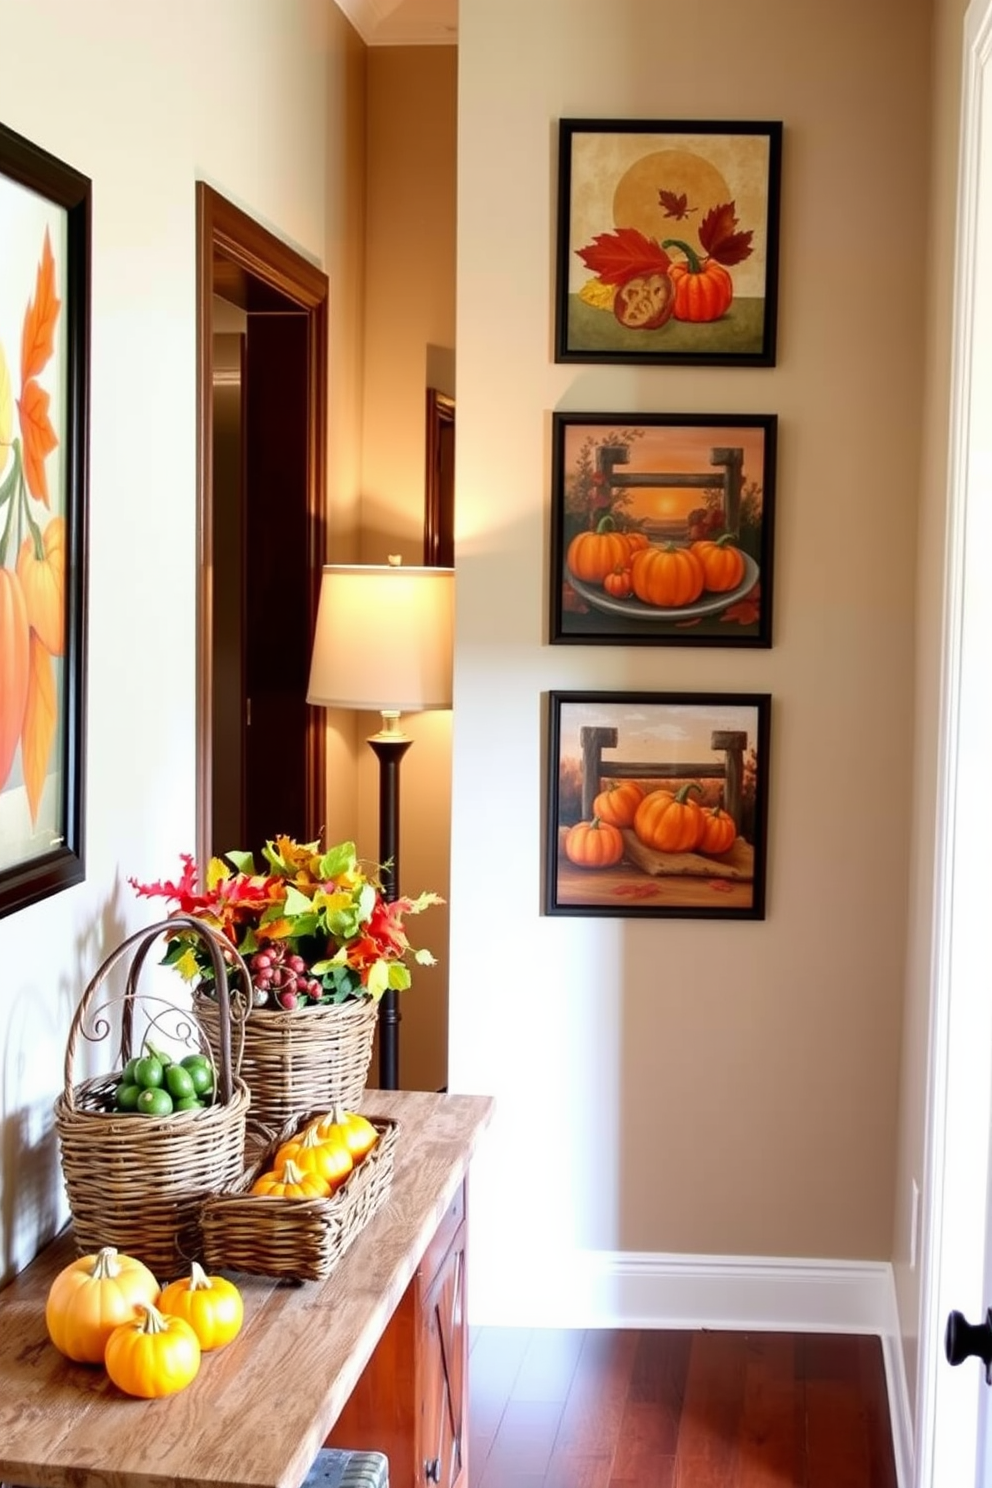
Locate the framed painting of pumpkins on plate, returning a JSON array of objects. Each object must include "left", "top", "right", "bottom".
[
  {"left": 555, "top": 119, "right": 782, "bottom": 366},
  {"left": 550, "top": 412, "right": 776, "bottom": 646},
  {"left": 0, "top": 121, "right": 90, "bottom": 919},
  {"left": 545, "top": 691, "right": 771, "bottom": 920}
]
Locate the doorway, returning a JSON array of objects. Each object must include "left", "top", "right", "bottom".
[{"left": 195, "top": 184, "right": 328, "bottom": 863}]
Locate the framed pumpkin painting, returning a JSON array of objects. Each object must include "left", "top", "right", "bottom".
[
  {"left": 545, "top": 691, "right": 771, "bottom": 920},
  {"left": 555, "top": 119, "right": 782, "bottom": 366},
  {"left": 550, "top": 411, "right": 776, "bottom": 647},
  {"left": 0, "top": 121, "right": 90, "bottom": 919}
]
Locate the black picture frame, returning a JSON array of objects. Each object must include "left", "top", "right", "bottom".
[
  {"left": 0, "top": 121, "right": 90, "bottom": 919},
  {"left": 545, "top": 691, "right": 771, "bottom": 920},
  {"left": 555, "top": 118, "right": 782, "bottom": 366},
  {"left": 550, "top": 411, "right": 776, "bottom": 647}
]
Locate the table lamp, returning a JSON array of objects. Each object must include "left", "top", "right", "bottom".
[{"left": 306, "top": 558, "right": 454, "bottom": 1088}]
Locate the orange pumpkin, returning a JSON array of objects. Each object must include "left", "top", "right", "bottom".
[
  {"left": 567, "top": 521, "right": 638, "bottom": 585},
  {"left": 593, "top": 780, "right": 644, "bottom": 828},
  {"left": 662, "top": 239, "right": 735, "bottom": 322},
  {"left": 690, "top": 535, "right": 746, "bottom": 593},
  {"left": 698, "top": 805, "right": 737, "bottom": 856},
  {"left": 630, "top": 544, "right": 704, "bottom": 608},
  {"left": 603, "top": 564, "right": 632, "bottom": 599},
  {"left": 633, "top": 783, "right": 704, "bottom": 853},
  {"left": 16, "top": 516, "right": 65, "bottom": 656},
  {"left": 0, "top": 568, "right": 30, "bottom": 788},
  {"left": 563, "top": 818, "right": 624, "bottom": 869}
]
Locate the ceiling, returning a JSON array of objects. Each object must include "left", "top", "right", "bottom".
[{"left": 333, "top": 0, "right": 457, "bottom": 45}]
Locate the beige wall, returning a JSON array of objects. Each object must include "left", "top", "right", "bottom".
[
  {"left": 450, "top": 0, "right": 934, "bottom": 1320},
  {"left": 0, "top": 0, "right": 362, "bottom": 1282},
  {"left": 354, "top": 46, "right": 458, "bottom": 1092}
]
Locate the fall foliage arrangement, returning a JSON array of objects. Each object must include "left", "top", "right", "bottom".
[
  {"left": 0, "top": 229, "right": 65, "bottom": 822},
  {"left": 130, "top": 835, "right": 442, "bottom": 1009}
]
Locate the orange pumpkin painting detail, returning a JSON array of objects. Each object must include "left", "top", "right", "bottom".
[{"left": 0, "top": 227, "right": 63, "bottom": 822}]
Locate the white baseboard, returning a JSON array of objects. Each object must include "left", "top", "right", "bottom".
[{"left": 469, "top": 1249, "right": 915, "bottom": 1488}]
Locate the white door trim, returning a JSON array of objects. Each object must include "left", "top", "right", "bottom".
[{"left": 916, "top": 1, "right": 992, "bottom": 1482}]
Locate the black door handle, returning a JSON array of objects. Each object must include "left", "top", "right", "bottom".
[{"left": 945, "top": 1308, "right": 992, "bottom": 1381}]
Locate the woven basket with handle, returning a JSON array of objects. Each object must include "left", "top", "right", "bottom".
[
  {"left": 54, "top": 917, "right": 252, "bottom": 1280},
  {"left": 193, "top": 989, "right": 378, "bottom": 1132}
]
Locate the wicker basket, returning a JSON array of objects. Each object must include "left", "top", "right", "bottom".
[
  {"left": 54, "top": 917, "right": 252, "bottom": 1279},
  {"left": 200, "top": 1110, "right": 397, "bottom": 1282},
  {"left": 193, "top": 990, "right": 378, "bottom": 1132}
]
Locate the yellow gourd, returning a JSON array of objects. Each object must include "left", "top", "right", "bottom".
[
  {"left": 45, "top": 1246, "right": 160, "bottom": 1364},
  {"left": 273, "top": 1123, "right": 353, "bottom": 1191},
  {"left": 158, "top": 1261, "right": 244, "bottom": 1351},
  {"left": 311, "top": 1105, "right": 379, "bottom": 1163},
  {"left": 104, "top": 1303, "right": 201, "bottom": 1398},
  {"left": 250, "top": 1158, "right": 331, "bottom": 1200}
]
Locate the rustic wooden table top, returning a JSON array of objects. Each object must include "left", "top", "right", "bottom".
[{"left": 0, "top": 1088, "right": 494, "bottom": 1488}]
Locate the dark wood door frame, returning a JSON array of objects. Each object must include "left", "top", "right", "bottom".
[{"left": 195, "top": 183, "right": 328, "bottom": 864}]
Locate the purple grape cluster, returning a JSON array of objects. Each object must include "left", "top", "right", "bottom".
[{"left": 248, "top": 942, "right": 323, "bottom": 1009}]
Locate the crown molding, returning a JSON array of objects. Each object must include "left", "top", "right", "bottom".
[{"left": 331, "top": 0, "right": 456, "bottom": 46}]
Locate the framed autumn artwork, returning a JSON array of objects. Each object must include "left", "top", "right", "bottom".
[
  {"left": 554, "top": 119, "right": 782, "bottom": 365},
  {"left": 0, "top": 122, "right": 90, "bottom": 918},
  {"left": 545, "top": 691, "right": 771, "bottom": 920},
  {"left": 550, "top": 412, "right": 776, "bottom": 646}
]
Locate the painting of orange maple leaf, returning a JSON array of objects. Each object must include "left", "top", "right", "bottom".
[
  {"left": 20, "top": 228, "right": 61, "bottom": 385},
  {"left": 21, "top": 632, "right": 56, "bottom": 825},
  {"left": 17, "top": 378, "right": 58, "bottom": 505}
]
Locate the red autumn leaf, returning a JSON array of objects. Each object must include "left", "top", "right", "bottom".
[
  {"left": 612, "top": 881, "right": 658, "bottom": 900},
  {"left": 575, "top": 228, "right": 671, "bottom": 286},
  {"left": 21, "top": 631, "right": 56, "bottom": 825},
  {"left": 719, "top": 580, "right": 760, "bottom": 627},
  {"left": 21, "top": 229, "right": 61, "bottom": 385},
  {"left": 658, "top": 189, "right": 696, "bottom": 221},
  {"left": 17, "top": 379, "right": 58, "bottom": 506},
  {"left": 698, "top": 201, "right": 754, "bottom": 267}
]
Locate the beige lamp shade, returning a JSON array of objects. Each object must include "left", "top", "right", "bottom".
[{"left": 307, "top": 563, "right": 454, "bottom": 712}]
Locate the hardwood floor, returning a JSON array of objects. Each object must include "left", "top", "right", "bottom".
[{"left": 468, "top": 1327, "right": 897, "bottom": 1488}]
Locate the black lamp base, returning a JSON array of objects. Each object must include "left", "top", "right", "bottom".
[{"left": 368, "top": 730, "right": 412, "bottom": 1090}]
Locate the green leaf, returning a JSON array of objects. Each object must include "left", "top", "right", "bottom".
[
  {"left": 283, "top": 882, "right": 312, "bottom": 917},
  {"left": 225, "top": 849, "right": 256, "bottom": 874},
  {"left": 318, "top": 841, "right": 357, "bottom": 879}
]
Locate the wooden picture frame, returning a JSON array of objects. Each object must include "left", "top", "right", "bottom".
[
  {"left": 0, "top": 122, "right": 90, "bottom": 918},
  {"left": 545, "top": 691, "right": 771, "bottom": 919},
  {"left": 555, "top": 119, "right": 782, "bottom": 366},
  {"left": 424, "top": 387, "right": 454, "bottom": 567},
  {"left": 551, "top": 412, "right": 776, "bottom": 646}
]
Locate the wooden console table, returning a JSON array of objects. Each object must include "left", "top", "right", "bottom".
[{"left": 0, "top": 1089, "right": 494, "bottom": 1488}]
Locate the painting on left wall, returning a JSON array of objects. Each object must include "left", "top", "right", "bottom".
[{"left": 0, "top": 122, "right": 90, "bottom": 918}]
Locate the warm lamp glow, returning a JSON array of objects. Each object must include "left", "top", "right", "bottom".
[{"left": 307, "top": 563, "right": 454, "bottom": 714}]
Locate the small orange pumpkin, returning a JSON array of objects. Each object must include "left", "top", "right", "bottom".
[
  {"left": 563, "top": 818, "right": 624, "bottom": 869},
  {"left": 633, "top": 783, "right": 704, "bottom": 853},
  {"left": 603, "top": 564, "right": 632, "bottom": 599},
  {"left": 630, "top": 544, "right": 704, "bottom": 608},
  {"left": 593, "top": 780, "right": 644, "bottom": 828},
  {"left": 16, "top": 515, "right": 65, "bottom": 655},
  {"left": 690, "top": 535, "right": 746, "bottom": 593},
  {"left": 697, "top": 805, "right": 737, "bottom": 856},
  {"left": 663, "top": 238, "right": 735, "bottom": 322}
]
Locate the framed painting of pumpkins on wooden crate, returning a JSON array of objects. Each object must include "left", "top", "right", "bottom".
[
  {"left": 550, "top": 412, "right": 776, "bottom": 646},
  {"left": 545, "top": 691, "right": 771, "bottom": 919},
  {"left": 555, "top": 118, "right": 782, "bottom": 366}
]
